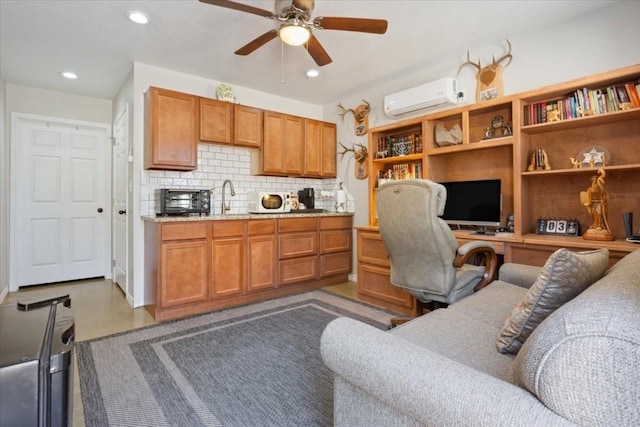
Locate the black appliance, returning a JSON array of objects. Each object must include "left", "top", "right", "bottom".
[
  {"left": 155, "top": 188, "right": 211, "bottom": 216},
  {"left": 298, "top": 188, "right": 315, "bottom": 209},
  {"left": 0, "top": 296, "right": 75, "bottom": 427}
]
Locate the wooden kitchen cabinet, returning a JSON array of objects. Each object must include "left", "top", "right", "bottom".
[
  {"left": 247, "top": 219, "right": 277, "bottom": 291},
  {"left": 319, "top": 216, "right": 352, "bottom": 277},
  {"left": 254, "top": 111, "right": 305, "bottom": 176},
  {"left": 200, "top": 97, "right": 233, "bottom": 144},
  {"left": 158, "top": 222, "right": 209, "bottom": 308},
  {"left": 145, "top": 215, "right": 353, "bottom": 321},
  {"left": 145, "top": 87, "right": 198, "bottom": 170},
  {"left": 211, "top": 220, "right": 245, "bottom": 298},
  {"left": 278, "top": 217, "right": 319, "bottom": 285},
  {"left": 304, "top": 120, "right": 337, "bottom": 178},
  {"left": 234, "top": 105, "right": 263, "bottom": 148}
]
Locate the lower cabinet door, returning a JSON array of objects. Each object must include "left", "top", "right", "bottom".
[
  {"left": 320, "top": 252, "right": 351, "bottom": 277},
  {"left": 279, "top": 256, "right": 318, "bottom": 286},
  {"left": 160, "top": 241, "right": 209, "bottom": 307},
  {"left": 211, "top": 237, "right": 244, "bottom": 297},
  {"left": 247, "top": 235, "right": 277, "bottom": 291}
]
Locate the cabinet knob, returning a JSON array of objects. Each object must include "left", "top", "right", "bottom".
[
  {"left": 97, "top": 208, "right": 103, "bottom": 213},
  {"left": 119, "top": 210, "right": 127, "bottom": 215}
]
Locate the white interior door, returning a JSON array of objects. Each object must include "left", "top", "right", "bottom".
[
  {"left": 13, "top": 114, "right": 108, "bottom": 287},
  {"left": 113, "top": 107, "right": 129, "bottom": 298}
]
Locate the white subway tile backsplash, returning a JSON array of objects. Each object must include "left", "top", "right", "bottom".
[{"left": 140, "top": 144, "right": 338, "bottom": 216}]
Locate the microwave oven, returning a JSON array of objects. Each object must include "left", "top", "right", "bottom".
[
  {"left": 247, "top": 191, "right": 291, "bottom": 213},
  {"left": 155, "top": 189, "right": 211, "bottom": 216}
]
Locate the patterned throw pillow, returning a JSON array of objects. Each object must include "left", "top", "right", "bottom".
[{"left": 496, "top": 248, "right": 609, "bottom": 354}]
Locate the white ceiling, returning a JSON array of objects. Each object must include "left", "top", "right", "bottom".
[{"left": 0, "top": 0, "right": 617, "bottom": 105}]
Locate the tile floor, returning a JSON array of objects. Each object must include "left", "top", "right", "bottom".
[{"left": 1, "top": 278, "right": 359, "bottom": 427}]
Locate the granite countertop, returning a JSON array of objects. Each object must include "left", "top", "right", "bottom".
[{"left": 142, "top": 211, "right": 354, "bottom": 222}]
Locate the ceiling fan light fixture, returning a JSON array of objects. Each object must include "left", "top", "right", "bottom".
[{"left": 278, "top": 21, "right": 310, "bottom": 46}]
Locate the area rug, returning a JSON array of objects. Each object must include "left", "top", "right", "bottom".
[{"left": 76, "top": 290, "right": 398, "bottom": 427}]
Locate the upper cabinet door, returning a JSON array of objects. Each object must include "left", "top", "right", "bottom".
[
  {"left": 304, "top": 119, "right": 322, "bottom": 177},
  {"left": 145, "top": 87, "right": 198, "bottom": 170},
  {"left": 234, "top": 105, "right": 263, "bottom": 148},
  {"left": 282, "top": 114, "right": 304, "bottom": 175},
  {"left": 320, "top": 121, "right": 337, "bottom": 177},
  {"left": 200, "top": 98, "right": 233, "bottom": 144}
]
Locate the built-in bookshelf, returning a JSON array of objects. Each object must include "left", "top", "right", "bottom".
[
  {"left": 523, "top": 79, "right": 640, "bottom": 125},
  {"left": 365, "top": 63, "right": 640, "bottom": 248}
]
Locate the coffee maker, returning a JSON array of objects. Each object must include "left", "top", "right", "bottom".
[{"left": 298, "top": 188, "right": 315, "bottom": 209}]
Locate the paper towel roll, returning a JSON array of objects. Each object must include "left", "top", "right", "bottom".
[{"left": 336, "top": 190, "right": 346, "bottom": 213}]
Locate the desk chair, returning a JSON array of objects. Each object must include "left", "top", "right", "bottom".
[{"left": 377, "top": 180, "right": 498, "bottom": 322}]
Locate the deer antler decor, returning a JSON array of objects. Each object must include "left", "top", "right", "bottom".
[
  {"left": 338, "top": 142, "right": 369, "bottom": 179},
  {"left": 337, "top": 100, "right": 371, "bottom": 136},
  {"left": 457, "top": 39, "right": 512, "bottom": 103}
]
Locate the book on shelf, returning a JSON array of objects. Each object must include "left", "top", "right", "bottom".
[
  {"left": 523, "top": 79, "right": 639, "bottom": 125},
  {"left": 376, "top": 132, "right": 423, "bottom": 158},
  {"left": 376, "top": 161, "right": 423, "bottom": 186}
]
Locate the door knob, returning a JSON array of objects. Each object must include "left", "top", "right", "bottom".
[
  {"left": 119, "top": 210, "right": 127, "bottom": 215},
  {"left": 97, "top": 208, "right": 103, "bottom": 213}
]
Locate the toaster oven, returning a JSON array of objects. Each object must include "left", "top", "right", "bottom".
[{"left": 155, "top": 189, "right": 211, "bottom": 216}]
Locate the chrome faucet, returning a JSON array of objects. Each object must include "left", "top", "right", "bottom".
[{"left": 221, "top": 179, "right": 236, "bottom": 214}]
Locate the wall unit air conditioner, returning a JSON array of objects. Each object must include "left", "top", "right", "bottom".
[{"left": 384, "top": 77, "right": 458, "bottom": 118}]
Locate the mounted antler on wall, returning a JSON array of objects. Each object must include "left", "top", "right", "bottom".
[
  {"left": 337, "top": 100, "right": 371, "bottom": 136},
  {"left": 338, "top": 142, "right": 368, "bottom": 179},
  {"left": 457, "top": 39, "right": 513, "bottom": 103}
]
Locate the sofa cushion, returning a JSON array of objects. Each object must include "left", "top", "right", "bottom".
[
  {"left": 512, "top": 248, "right": 640, "bottom": 426},
  {"left": 496, "top": 248, "right": 609, "bottom": 354},
  {"left": 391, "top": 306, "right": 517, "bottom": 381}
]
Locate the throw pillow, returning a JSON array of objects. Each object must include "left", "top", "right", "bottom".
[{"left": 496, "top": 248, "right": 609, "bottom": 354}]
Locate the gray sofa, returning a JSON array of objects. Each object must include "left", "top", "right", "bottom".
[{"left": 321, "top": 248, "right": 640, "bottom": 426}]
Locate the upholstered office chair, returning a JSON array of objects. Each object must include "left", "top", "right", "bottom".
[{"left": 377, "top": 180, "right": 497, "bottom": 319}]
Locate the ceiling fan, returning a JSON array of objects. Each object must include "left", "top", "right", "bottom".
[{"left": 199, "top": 0, "right": 388, "bottom": 66}]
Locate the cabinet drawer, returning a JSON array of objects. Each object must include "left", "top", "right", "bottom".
[
  {"left": 321, "top": 252, "right": 351, "bottom": 277},
  {"left": 357, "top": 230, "right": 389, "bottom": 267},
  {"left": 320, "top": 230, "right": 352, "bottom": 254},
  {"left": 279, "top": 256, "right": 318, "bottom": 285},
  {"left": 320, "top": 216, "right": 352, "bottom": 230},
  {"left": 279, "top": 232, "right": 318, "bottom": 259},
  {"left": 161, "top": 222, "right": 208, "bottom": 241},
  {"left": 212, "top": 220, "right": 244, "bottom": 237},
  {"left": 278, "top": 217, "right": 318, "bottom": 233},
  {"left": 248, "top": 219, "right": 276, "bottom": 235}
]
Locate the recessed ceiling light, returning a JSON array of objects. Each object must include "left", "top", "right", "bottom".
[
  {"left": 305, "top": 69, "right": 319, "bottom": 78},
  {"left": 62, "top": 72, "right": 78, "bottom": 79},
  {"left": 128, "top": 11, "right": 149, "bottom": 24}
]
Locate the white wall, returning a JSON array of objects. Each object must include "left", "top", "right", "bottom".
[
  {"left": 323, "top": 1, "right": 640, "bottom": 279},
  {"left": 0, "top": 74, "right": 7, "bottom": 301}
]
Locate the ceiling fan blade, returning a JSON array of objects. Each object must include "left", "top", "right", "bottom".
[
  {"left": 235, "top": 30, "right": 279, "bottom": 56},
  {"left": 199, "top": 0, "right": 274, "bottom": 18},
  {"left": 292, "top": 0, "right": 314, "bottom": 12},
  {"left": 306, "top": 35, "right": 332, "bottom": 66},
  {"left": 313, "top": 17, "right": 388, "bottom": 34}
]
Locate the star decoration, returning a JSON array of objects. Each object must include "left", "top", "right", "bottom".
[{"left": 582, "top": 148, "right": 605, "bottom": 165}]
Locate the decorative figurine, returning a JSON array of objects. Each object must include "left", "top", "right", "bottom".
[
  {"left": 570, "top": 157, "right": 582, "bottom": 169},
  {"left": 337, "top": 100, "right": 371, "bottom": 136},
  {"left": 580, "top": 146, "right": 609, "bottom": 168},
  {"left": 580, "top": 169, "right": 614, "bottom": 241},
  {"left": 527, "top": 146, "right": 551, "bottom": 171},
  {"left": 216, "top": 83, "right": 235, "bottom": 102},
  {"left": 457, "top": 39, "right": 513, "bottom": 103},
  {"left": 483, "top": 115, "right": 513, "bottom": 139},
  {"left": 547, "top": 109, "right": 562, "bottom": 122}
]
